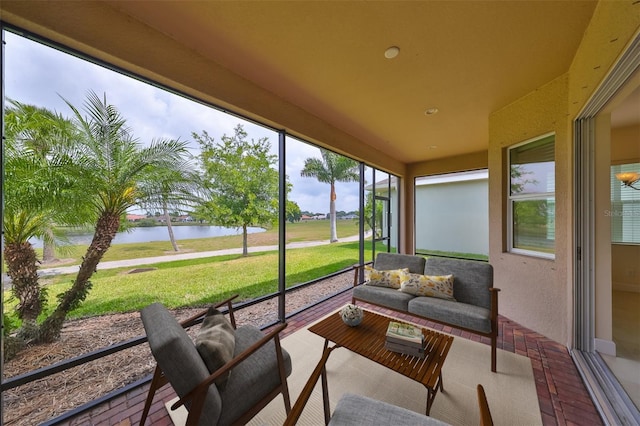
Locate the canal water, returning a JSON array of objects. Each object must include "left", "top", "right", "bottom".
[{"left": 30, "top": 225, "right": 265, "bottom": 248}]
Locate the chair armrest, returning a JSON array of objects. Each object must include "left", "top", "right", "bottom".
[
  {"left": 283, "top": 346, "right": 336, "bottom": 426},
  {"left": 180, "top": 294, "right": 239, "bottom": 329},
  {"left": 171, "top": 322, "right": 289, "bottom": 414},
  {"left": 477, "top": 384, "right": 494, "bottom": 426}
]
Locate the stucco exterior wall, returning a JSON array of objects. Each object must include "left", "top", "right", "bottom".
[
  {"left": 489, "top": 75, "right": 571, "bottom": 345},
  {"left": 567, "top": 2, "right": 640, "bottom": 120},
  {"left": 487, "top": 0, "right": 640, "bottom": 346}
]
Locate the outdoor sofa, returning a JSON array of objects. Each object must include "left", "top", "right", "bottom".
[{"left": 351, "top": 253, "right": 500, "bottom": 372}]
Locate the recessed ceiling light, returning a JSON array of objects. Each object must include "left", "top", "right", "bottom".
[
  {"left": 424, "top": 108, "right": 439, "bottom": 115},
  {"left": 384, "top": 46, "right": 400, "bottom": 59}
]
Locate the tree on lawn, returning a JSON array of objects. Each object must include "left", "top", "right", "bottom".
[
  {"left": 361, "top": 191, "right": 384, "bottom": 238},
  {"left": 38, "top": 91, "right": 191, "bottom": 342},
  {"left": 137, "top": 165, "right": 201, "bottom": 252},
  {"left": 300, "top": 148, "right": 359, "bottom": 242},
  {"left": 286, "top": 200, "right": 302, "bottom": 223},
  {"left": 193, "top": 124, "right": 279, "bottom": 257},
  {"left": 3, "top": 101, "right": 87, "bottom": 343}
]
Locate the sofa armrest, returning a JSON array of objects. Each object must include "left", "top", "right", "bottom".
[
  {"left": 489, "top": 288, "right": 500, "bottom": 323},
  {"left": 353, "top": 264, "right": 363, "bottom": 287},
  {"left": 352, "top": 261, "right": 373, "bottom": 287}
]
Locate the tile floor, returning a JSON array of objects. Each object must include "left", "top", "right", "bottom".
[{"left": 56, "top": 291, "right": 603, "bottom": 426}]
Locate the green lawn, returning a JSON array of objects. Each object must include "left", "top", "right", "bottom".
[
  {"left": 31, "top": 241, "right": 366, "bottom": 319},
  {"left": 3, "top": 220, "right": 379, "bottom": 324}
]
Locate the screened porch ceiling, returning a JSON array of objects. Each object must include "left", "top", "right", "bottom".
[{"left": 1, "top": 0, "right": 628, "bottom": 168}]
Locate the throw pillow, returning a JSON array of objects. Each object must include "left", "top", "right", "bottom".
[
  {"left": 364, "top": 265, "right": 409, "bottom": 289},
  {"left": 195, "top": 307, "right": 236, "bottom": 390},
  {"left": 400, "top": 273, "right": 456, "bottom": 300}
]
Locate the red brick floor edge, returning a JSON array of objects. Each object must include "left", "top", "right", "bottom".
[{"left": 59, "top": 291, "right": 603, "bottom": 426}]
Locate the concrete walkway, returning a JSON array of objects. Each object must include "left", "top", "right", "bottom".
[{"left": 36, "top": 233, "right": 363, "bottom": 277}]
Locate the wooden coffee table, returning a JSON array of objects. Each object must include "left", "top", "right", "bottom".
[{"left": 308, "top": 308, "right": 453, "bottom": 418}]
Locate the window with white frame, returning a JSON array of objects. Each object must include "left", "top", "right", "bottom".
[
  {"left": 508, "top": 134, "right": 555, "bottom": 258},
  {"left": 610, "top": 162, "right": 640, "bottom": 244}
]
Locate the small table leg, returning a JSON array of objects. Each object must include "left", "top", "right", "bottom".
[
  {"left": 321, "top": 364, "right": 330, "bottom": 425},
  {"left": 425, "top": 373, "right": 444, "bottom": 415},
  {"left": 426, "top": 387, "right": 434, "bottom": 415},
  {"left": 321, "top": 340, "right": 331, "bottom": 425}
]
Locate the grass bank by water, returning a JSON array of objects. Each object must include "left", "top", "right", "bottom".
[{"left": 48, "top": 219, "right": 362, "bottom": 264}]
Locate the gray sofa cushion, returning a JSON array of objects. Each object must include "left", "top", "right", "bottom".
[
  {"left": 218, "top": 325, "right": 293, "bottom": 425},
  {"left": 424, "top": 258, "right": 493, "bottom": 309},
  {"left": 374, "top": 252, "right": 426, "bottom": 274},
  {"left": 353, "top": 285, "right": 414, "bottom": 312},
  {"left": 408, "top": 297, "right": 492, "bottom": 333},
  {"left": 328, "top": 393, "right": 449, "bottom": 426},
  {"left": 141, "top": 303, "right": 222, "bottom": 425}
]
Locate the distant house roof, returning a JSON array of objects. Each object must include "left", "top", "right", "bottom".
[
  {"left": 415, "top": 170, "right": 488, "bottom": 186},
  {"left": 126, "top": 214, "right": 147, "bottom": 221}
]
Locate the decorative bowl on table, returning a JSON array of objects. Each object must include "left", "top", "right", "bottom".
[{"left": 340, "top": 304, "right": 364, "bottom": 327}]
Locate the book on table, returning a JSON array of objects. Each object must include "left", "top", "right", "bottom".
[
  {"left": 386, "top": 321, "right": 424, "bottom": 345},
  {"left": 385, "top": 340, "right": 426, "bottom": 358}
]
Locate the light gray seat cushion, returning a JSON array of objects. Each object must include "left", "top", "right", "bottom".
[
  {"left": 217, "top": 325, "right": 292, "bottom": 425},
  {"left": 141, "top": 303, "right": 292, "bottom": 426},
  {"left": 352, "top": 285, "right": 414, "bottom": 311},
  {"left": 408, "top": 297, "right": 492, "bottom": 333},
  {"left": 328, "top": 393, "right": 449, "bottom": 426}
]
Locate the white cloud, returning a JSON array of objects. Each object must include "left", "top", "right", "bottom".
[{"left": 4, "top": 31, "right": 362, "bottom": 214}]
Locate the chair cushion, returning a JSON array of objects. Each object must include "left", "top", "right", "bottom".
[
  {"left": 217, "top": 325, "right": 292, "bottom": 425},
  {"left": 365, "top": 265, "right": 409, "bottom": 289},
  {"left": 400, "top": 273, "right": 455, "bottom": 300},
  {"left": 195, "top": 308, "right": 236, "bottom": 390},
  {"left": 328, "top": 393, "right": 449, "bottom": 426},
  {"left": 141, "top": 303, "right": 222, "bottom": 425}
]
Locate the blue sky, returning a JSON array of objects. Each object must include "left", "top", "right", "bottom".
[{"left": 3, "top": 30, "right": 363, "bottom": 214}]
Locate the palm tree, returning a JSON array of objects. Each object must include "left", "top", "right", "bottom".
[
  {"left": 137, "top": 166, "right": 202, "bottom": 251},
  {"left": 38, "top": 91, "right": 191, "bottom": 342},
  {"left": 300, "top": 149, "right": 359, "bottom": 242},
  {"left": 3, "top": 101, "right": 82, "bottom": 340}
]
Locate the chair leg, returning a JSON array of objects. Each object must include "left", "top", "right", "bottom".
[
  {"left": 491, "top": 335, "right": 497, "bottom": 373},
  {"left": 275, "top": 334, "right": 292, "bottom": 413},
  {"left": 140, "top": 365, "right": 167, "bottom": 426}
]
